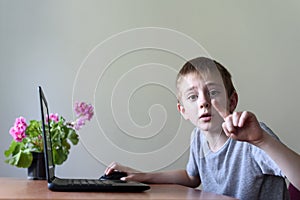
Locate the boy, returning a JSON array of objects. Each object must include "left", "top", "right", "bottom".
[{"left": 104, "top": 57, "right": 300, "bottom": 200}]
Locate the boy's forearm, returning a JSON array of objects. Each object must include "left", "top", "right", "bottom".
[
  {"left": 257, "top": 132, "right": 300, "bottom": 190},
  {"left": 143, "top": 170, "right": 200, "bottom": 188}
]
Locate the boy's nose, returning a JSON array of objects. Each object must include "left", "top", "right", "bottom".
[
  {"left": 198, "top": 91, "right": 211, "bottom": 109},
  {"left": 200, "top": 102, "right": 210, "bottom": 109}
]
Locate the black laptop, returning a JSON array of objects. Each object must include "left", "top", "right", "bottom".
[{"left": 38, "top": 86, "right": 150, "bottom": 192}]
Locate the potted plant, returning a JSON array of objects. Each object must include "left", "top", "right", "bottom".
[{"left": 4, "top": 101, "right": 94, "bottom": 178}]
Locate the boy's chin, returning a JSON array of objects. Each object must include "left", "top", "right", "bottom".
[
  {"left": 197, "top": 122, "right": 221, "bottom": 132},
  {"left": 197, "top": 123, "right": 213, "bottom": 132}
]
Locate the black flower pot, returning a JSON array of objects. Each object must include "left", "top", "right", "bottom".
[{"left": 27, "top": 152, "right": 46, "bottom": 180}]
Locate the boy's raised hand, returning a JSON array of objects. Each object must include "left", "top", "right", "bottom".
[{"left": 211, "top": 99, "right": 266, "bottom": 146}]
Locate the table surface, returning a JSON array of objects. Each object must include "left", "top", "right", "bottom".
[{"left": 0, "top": 178, "right": 237, "bottom": 200}]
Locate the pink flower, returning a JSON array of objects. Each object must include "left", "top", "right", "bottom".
[
  {"left": 73, "top": 118, "right": 86, "bottom": 131},
  {"left": 9, "top": 127, "right": 26, "bottom": 142},
  {"left": 72, "top": 102, "right": 94, "bottom": 130},
  {"left": 14, "top": 116, "right": 27, "bottom": 132},
  {"left": 49, "top": 113, "right": 59, "bottom": 122},
  {"left": 9, "top": 116, "right": 27, "bottom": 142},
  {"left": 74, "top": 102, "right": 94, "bottom": 121}
]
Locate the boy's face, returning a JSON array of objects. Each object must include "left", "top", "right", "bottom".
[{"left": 177, "top": 71, "right": 235, "bottom": 132}]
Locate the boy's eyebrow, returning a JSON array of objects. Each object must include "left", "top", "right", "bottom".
[
  {"left": 182, "top": 82, "right": 223, "bottom": 96},
  {"left": 184, "top": 86, "right": 197, "bottom": 94},
  {"left": 205, "top": 82, "right": 223, "bottom": 88}
]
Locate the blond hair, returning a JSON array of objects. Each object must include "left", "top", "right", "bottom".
[{"left": 176, "top": 57, "right": 235, "bottom": 101}]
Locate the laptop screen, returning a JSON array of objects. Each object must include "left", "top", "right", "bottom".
[{"left": 39, "top": 86, "right": 55, "bottom": 181}]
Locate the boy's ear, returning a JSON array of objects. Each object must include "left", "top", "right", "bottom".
[
  {"left": 229, "top": 91, "right": 238, "bottom": 113},
  {"left": 177, "top": 102, "right": 189, "bottom": 120}
]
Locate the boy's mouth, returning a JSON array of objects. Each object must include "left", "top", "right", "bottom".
[{"left": 199, "top": 113, "right": 212, "bottom": 121}]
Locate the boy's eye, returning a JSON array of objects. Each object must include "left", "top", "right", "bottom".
[
  {"left": 187, "top": 94, "right": 198, "bottom": 101},
  {"left": 208, "top": 90, "right": 220, "bottom": 98}
]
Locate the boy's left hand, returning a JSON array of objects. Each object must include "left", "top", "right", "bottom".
[{"left": 212, "top": 100, "right": 266, "bottom": 146}]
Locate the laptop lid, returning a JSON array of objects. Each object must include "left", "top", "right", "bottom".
[{"left": 39, "top": 86, "right": 55, "bottom": 182}]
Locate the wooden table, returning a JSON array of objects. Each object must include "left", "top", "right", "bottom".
[{"left": 0, "top": 178, "right": 237, "bottom": 199}]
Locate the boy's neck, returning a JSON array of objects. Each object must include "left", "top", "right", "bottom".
[{"left": 203, "top": 130, "right": 229, "bottom": 152}]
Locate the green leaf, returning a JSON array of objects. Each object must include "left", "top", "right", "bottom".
[
  {"left": 68, "top": 129, "right": 79, "bottom": 145},
  {"left": 18, "top": 150, "right": 33, "bottom": 168},
  {"left": 61, "top": 139, "right": 71, "bottom": 151},
  {"left": 26, "top": 120, "right": 42, "bottom": 137},
  {"left": 4, "top": 140, "right": 18, "bottom": 157},
  {"left": 5, "top": 150, "right": 33, "bottom": 168},
  {"left": 52, "top": 147, "right": 67, "bottom": 165}
]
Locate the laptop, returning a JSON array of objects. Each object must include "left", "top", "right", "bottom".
[{"left": 38, "top": 86, "right": 150, "bottom": 192}]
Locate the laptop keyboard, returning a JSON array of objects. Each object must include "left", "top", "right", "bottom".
[
  {"left": 61, "top": 179, "right": 127, "bottom": 186},
  {"left": 49, "top": 177, "right": 150, "bottom": 192},
  {"left": 68, "top": 179, "right": 100, "bottom": 186}
]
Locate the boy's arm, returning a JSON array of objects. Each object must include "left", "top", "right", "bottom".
[
  {"left": 256, "top": 132, "right": 300, "bottom": 190},
  {"left": 104, "top": 162, "right": 200, "bottom": 188},
  {"left": 139, "top": 170, "right": 201, "bottom": 188},
  {"left": 212, "top": 100, "right": 300, "bottom": 190}
]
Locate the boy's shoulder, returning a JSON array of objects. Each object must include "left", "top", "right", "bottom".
[{"left": 259, "top": 122, "right": 280, "bottom": 141}]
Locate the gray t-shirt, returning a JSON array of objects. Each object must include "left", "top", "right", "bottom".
[{"left": 186, "top": 122, "right": 289, "bottom": 200}]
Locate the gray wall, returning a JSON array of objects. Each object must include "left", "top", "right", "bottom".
[{"left": 1, "top": 0, "right": 300, "bottom": 178}]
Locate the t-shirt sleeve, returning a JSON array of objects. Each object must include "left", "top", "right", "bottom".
[{"left": 251, "top": 122, "right": 284, "bottom": 177}]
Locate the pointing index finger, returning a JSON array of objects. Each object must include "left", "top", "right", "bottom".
[{"left": 211, "top": 99, "right": 230, "bottom": 120}]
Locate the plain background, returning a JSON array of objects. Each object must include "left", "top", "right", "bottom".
[{"left": 1, "top": 0, "right": 300, "bottom": 179}]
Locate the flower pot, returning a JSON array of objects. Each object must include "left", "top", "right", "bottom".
[{"left": 27, "top": 152, "right": 46, "bottom": 180}]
